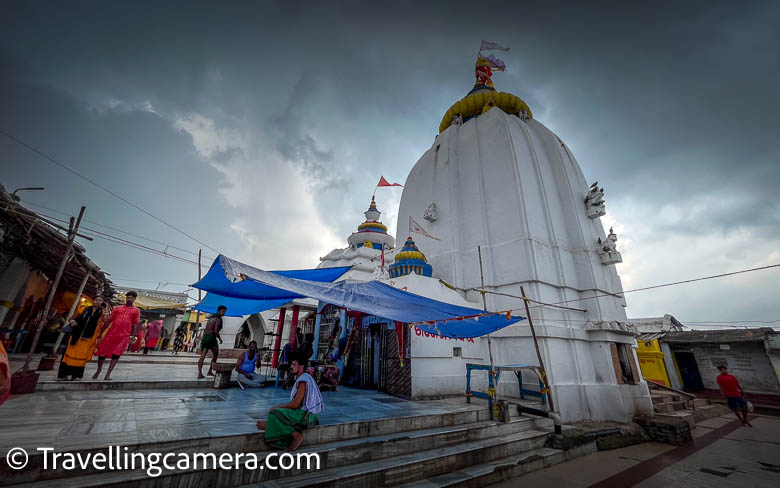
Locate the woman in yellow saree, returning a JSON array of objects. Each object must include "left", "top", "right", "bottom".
[{"left": 57, "top": 296, "right": 105, "bottom": 380}]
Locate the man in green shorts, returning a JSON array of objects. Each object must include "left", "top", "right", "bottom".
[{"left": 197, "top": 305, "right": 226, "bottom": 379}]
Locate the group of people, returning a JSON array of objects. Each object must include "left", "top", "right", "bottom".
[
  {"left": 128, "top": 319, "right": 165, "bottom": 354},
  {"left": 57, "top": 291, "right": 141, "bottom": 381}
]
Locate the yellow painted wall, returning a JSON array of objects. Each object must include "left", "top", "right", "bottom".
[{"left": 637, "top": 339, "right": 671, "bottom": 386}]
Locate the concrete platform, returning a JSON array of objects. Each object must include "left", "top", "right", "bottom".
[
  {"left": 0, "top": 388, "right": 489, "bottom": 458},
  {"left": 1, "top": 385, "right": 563, "bottom": 487},
  {"left": 8, "top": 352, "right": 259, "bottom": 391}
]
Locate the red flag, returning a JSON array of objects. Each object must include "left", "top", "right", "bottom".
[
  {"left": 395, "top": 321, "right": 405, "bottom": 367},
  {"left": 377, "top": 176, "right": 403, "bottom": 187}
]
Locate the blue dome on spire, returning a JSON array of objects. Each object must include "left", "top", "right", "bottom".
[{"left": 389, "top": 237, "right": 433, "bottom": 278}]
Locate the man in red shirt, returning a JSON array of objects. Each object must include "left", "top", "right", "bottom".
[
  {"left": 716, "top": 365, "right": 751, "bottom": 427},
  {"left": 92, "top": 291, "right": 141, "bottom": 380}
]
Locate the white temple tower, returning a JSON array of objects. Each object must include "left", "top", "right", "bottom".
[
  {"left": 396, "top": 78, "right": 653, "bottom": 422},
  {"left": 318, "top": 197, "right": 395, "bottom": 282}
]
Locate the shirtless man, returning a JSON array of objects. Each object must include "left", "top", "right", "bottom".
[{"left": 197, "top": 305, "right": 226, "bottom": 379}]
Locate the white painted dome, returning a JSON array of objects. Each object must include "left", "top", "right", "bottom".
[
  {"left": 397, "top": 106, "right": 626, "bottom": 322},
  {"left": 396, "top": 98, "right": 651, "bottom": 423}
]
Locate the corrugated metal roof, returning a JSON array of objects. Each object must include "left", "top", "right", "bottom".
[
  {"left": 661, "top": 327, "right": 775, "bottom": 344},
  {"left": 637, "top": 332, "right": 666, "bottom": 341}
]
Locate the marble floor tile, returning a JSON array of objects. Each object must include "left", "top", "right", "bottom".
[
  {"left": 137, "top": 425, "right": 208, "bottom": 443},
  {"left": 134, "top": 409, "right": 191, "bottom": 420},
  {"left": 90, "top": 421, "right": 138, "bottom": 434},
  {"left": 56, "top": 431, "right": 140, "bottom": 451}
]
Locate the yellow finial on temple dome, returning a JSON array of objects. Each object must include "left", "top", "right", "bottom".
[{"left": 438, "top": 43, "right": 531, "bottom": 133}]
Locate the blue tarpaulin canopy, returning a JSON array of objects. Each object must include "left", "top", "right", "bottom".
[
  {"left": 195, "top": 294, "right": 291, "bottom": 316},
  {"left": 193, "top": 255, "right": 524, "bottom": 338},
  {"left": 192, "top": 258, "right": 351, "bottom": 316}
]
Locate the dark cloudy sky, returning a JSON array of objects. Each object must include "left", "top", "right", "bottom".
[{"left": 1, "top": 1, "right": 778, "bottom": 326}]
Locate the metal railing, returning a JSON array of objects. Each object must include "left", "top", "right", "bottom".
[{"left": 646, "top": 379, "right": 697, "bottom": 410}]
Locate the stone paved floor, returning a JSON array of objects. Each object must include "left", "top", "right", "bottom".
[
  {"left": 0, "top": 386, "right": 480, "bottom": 456},
  {"left": 7, "top": 352, "right": 284, "bottom": 392},
  {"left": 8, "top": 352, "right": 237, "bottom": 383},
  {"left": 489, "top": 413, "right": 780, "bottom": 487}
]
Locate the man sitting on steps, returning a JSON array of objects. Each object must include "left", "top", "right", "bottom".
[
  {"left": 256, "top": 354, "right": 324, "bottom": 451},
  {"left": 235, "top": 340, "right": 265, "bottom": 388}
]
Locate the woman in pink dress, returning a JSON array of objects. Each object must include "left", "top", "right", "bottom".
[
  {"left": 144, "top": 320, "right": 162, "bottom": 354},
  {"left": 131, "top": 321, "right": 146, "bottom": 353}
]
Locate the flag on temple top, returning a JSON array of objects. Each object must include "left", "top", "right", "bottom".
[
  {"left": 409, "top": 216, "right": 440, "bottom": 240},
  {"left": 479, "top": 53, "right": 506, "bottom": 72},
  {"left": 377, "top": 176, "right": 403, "bottom": 187},
  {"left": 480, "top": 40, "right": 510, "bottom": 52}
]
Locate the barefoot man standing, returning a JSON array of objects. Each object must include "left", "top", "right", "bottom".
[
  {"left": 197, "top": 305, "right": 226, "bottom": 379},
  {"left": 716, "top": 365, "right": 752, "bottom": 427},
  {"left": 93, "top": 291, "right": 140, "bottom": 380},
  {"left": 257, "top": 354, "right": 324, "bottom": 452}
]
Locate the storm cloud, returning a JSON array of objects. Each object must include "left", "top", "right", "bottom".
[{"left": 1, "top": 0, "right": 778, "bottom": 324}]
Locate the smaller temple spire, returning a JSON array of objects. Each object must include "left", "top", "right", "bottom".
[
  {"left": 347, "top": 197, "right": 395, "bottom": 251},
  {"left": 364, "top": 197, "right": 381, "bottom": 222},
  {"left": 389, "top": 237, "right": 433, "bottom": 278}
]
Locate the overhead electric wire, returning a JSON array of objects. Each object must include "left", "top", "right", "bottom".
[
  {"left": 111, "top": 278, "right": 193, "bottom": 286},
  {"left": 517, "top": 317, "right": 779, "bottom": 326},
  {"left": 21, "top": 200, "right": 216, "bottom": 260},
  {"left": 0, "top": 128, "right": 221, "bottom": 254},
  {"left": 3, "top": 205, "right": 212, "bottom": 270},
  {"left": 79, "top": 229, "right": 203, "bottom": 267},
  {"left": 525, "top": 263, "right": 780, "bottom": 311},
  {"left": 681, "top": 320, "right": 780, "bottom": 324},
  {"left": 529, "top": 322, "right": 772, "bottom": 329},
  {"left": 459, "top": 287, "right": 588, "bottom": 312},
  {"left": 406, "top": 263, "right": 780, "bottom": 325}
]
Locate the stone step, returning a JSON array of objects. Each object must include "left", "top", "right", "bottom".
[
  {"left": 692, "top": 398, "right": 710, "bottom": 408},
  {"left": 653, "top": 400, "right": 687, "bottom": 413},
  {"left": 650, "top": 394, "right": 681, "bottom": 404},
  {"left": 692, "top": 404, "right": 731, "bottom": 423},
  {"left": 11, "top": 418, "right": 551, "bottom": 488},
  {"left": 2, "top": 408, "right": 495, "bottom": 486},
  {"left": 244, "top": 428, "right": 552, "bottom": 487},
  {"left": 36, "top": 378, "right": 213, "bottom": 391},
  {"left": 397, "top": 442, "right": 598, "bottom": 488}
]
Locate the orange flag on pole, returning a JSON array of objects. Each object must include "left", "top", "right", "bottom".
[{"left": 377, "top": 176, "right": 403, "bottom": 187}]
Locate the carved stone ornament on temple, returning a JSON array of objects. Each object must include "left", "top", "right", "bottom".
[
  {"left": 598, "top": 227, "right": 622, "bottom": 265},
  {"left": 585, "top": 181, "right": 606, "bottom": 219},
  {"left": 423, "top": 202, "right": 438, "bottom": 222}
]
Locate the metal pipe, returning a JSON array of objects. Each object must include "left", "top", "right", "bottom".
[{"left": 516, "top": 404, "right": 563, "bottom": 435}]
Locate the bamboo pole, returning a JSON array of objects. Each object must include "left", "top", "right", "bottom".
[
  {"left": 477, "top": 246, "right": 494, "bottom": 370},
  {"left": 478, "top": 246, "right": 498, "bottom": 419},
  {"left": 51, "top": 271, "right": 91, "bottom": 354},
  {"left": 520, "top": 285, "right": 555, "bottom": 412},
  {"left": 194, "top": 249, "right": 202, "bottom": 351},
  {"left": 22, "top": 206, "right": 86, "bottom": 372}
]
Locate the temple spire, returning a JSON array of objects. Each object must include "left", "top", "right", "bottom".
[{"left": 347, "top": 197, "right": 395, "bottom": 251}]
